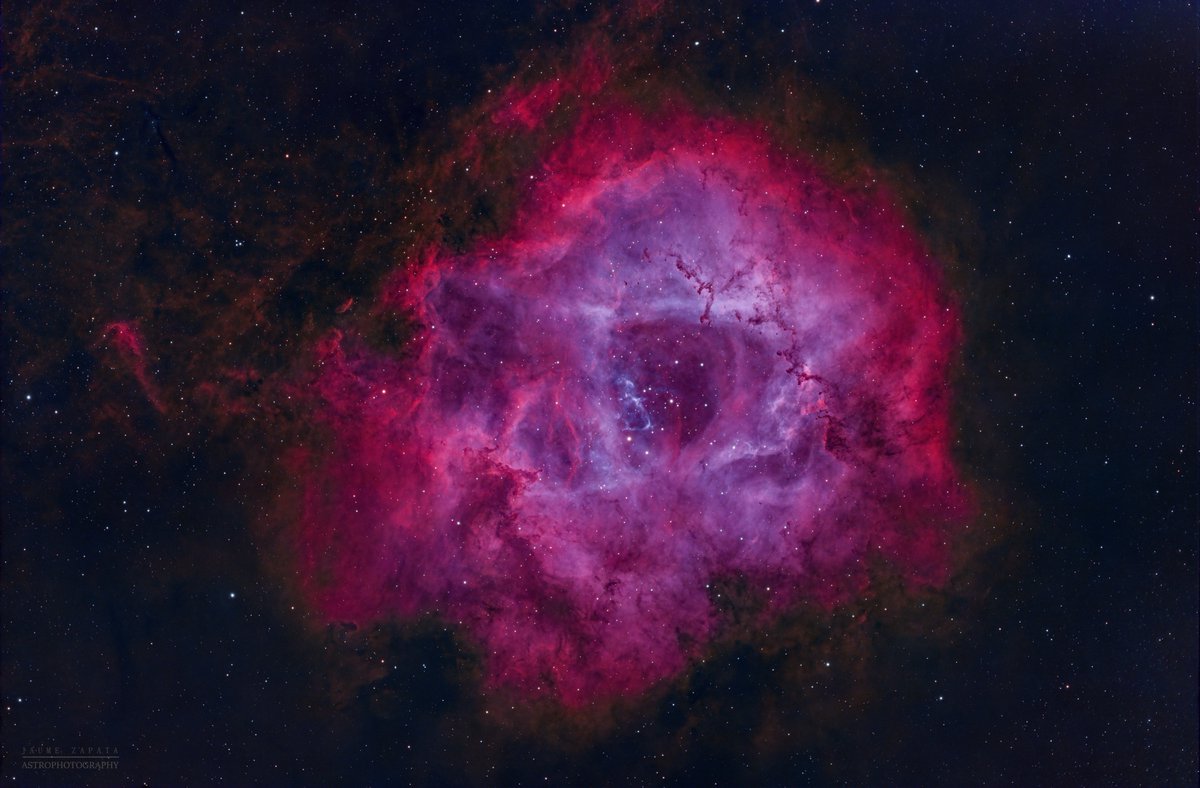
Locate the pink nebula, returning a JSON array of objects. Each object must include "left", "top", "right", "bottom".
[
  {"left": 100, "top": 320, "right": 164, "bottom": 413},
  {"left": 290, "top": 103, "right": 971, "bottom": 705}
]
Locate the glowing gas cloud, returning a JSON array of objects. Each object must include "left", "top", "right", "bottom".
[{"left": 290, "top": 102, "right": 971, "bottom": 705}]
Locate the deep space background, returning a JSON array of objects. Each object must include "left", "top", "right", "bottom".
[{"left": 3, "top": 0, "right": 1197, "bottom": 785}]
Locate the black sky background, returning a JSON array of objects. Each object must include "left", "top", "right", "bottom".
[{"left": 3, "top": 1, "right": 1197, "bottom": 785}]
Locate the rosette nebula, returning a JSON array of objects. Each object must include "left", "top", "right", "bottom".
[{"left": 293, "top": 104, "right": 972, "bottom": 705}]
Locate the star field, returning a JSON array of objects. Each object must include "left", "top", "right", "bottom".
[{"left": 2, "top": 1, "right": 1195, "bottom": 784}]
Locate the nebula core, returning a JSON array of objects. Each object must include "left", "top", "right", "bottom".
[{"left": 292, "top": 103, "right": 971, "bottom": 705}]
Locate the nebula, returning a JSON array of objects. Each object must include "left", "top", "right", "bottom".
[
  {"left": 289, "top": 102, "right": 971, "bottom": 705},
  {"left": 99, "top": 321, "right": 165, "bottom": 414}
]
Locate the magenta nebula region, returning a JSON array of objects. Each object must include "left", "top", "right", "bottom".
[{"left": 293, "top": 104, "right": 972, "bottom": 705}]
